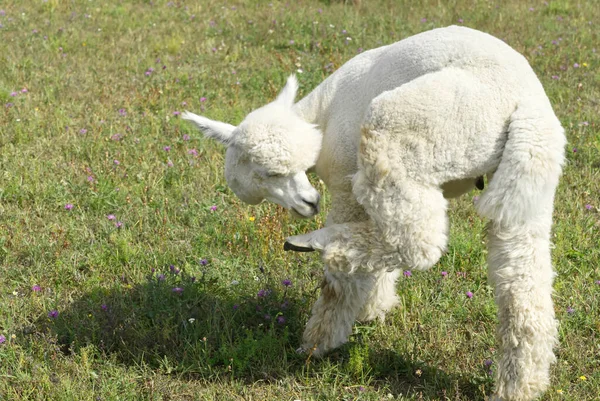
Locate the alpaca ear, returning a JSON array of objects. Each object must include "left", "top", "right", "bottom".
[
  {"left": 275, "top": 75, "right": 298, "bottom": 108},
  {"left": 182, "top": 111, "right": 236, "bottom": 145}
]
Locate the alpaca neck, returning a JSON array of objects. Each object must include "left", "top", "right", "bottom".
[{"left": 293, "top": 79, "right": 334, "bottom": 130}]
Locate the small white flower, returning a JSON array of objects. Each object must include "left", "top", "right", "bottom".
[
  {"left": 231, "top": 280, "right": 239, "bottom": 285},
  {"left": 297, "top": 68, "right": 303, "bottom": 73},
  {"left": 346, "top": 37, "right": 352, "bottom": 41},
  {"left": 12, "top": 290, "right": 18, "bottom": 296},
  {"left": 188, "top": 318, "right": 196, "bottom": 323},
  {"left": 329, "top": 24, "right": 335, "bottom": 28},
  {"left": 254, "top": 276, "right": 259, "bottom": 281}
]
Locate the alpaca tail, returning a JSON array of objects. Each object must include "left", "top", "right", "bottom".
[{"left": 475, "top": 100, "right": 566, "bottom": 227}]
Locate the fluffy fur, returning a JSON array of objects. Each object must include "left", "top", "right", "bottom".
[{"left": 185, "top": 26, "right": 566, "bottom": 401}]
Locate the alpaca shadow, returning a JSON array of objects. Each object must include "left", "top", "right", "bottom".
[
  {"left": 361, "top": 347, "right": 492, "bottom": 400},
  {"left": 29, "top": 272, "right": 490, "bottom": 399},
  {"left": 32, "top": 271, "right": 310, "bottom": 382}
]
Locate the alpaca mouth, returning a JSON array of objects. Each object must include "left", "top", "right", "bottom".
[{"left": 292, "top": 207, "right": 315, "bottom": 219}]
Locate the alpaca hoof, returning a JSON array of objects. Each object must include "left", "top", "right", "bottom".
[{"left": 284, "top": 241, "right": 315, "bottom": 252}]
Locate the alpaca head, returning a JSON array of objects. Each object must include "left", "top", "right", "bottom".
[{"left": 183, "top": 75, "right": 323, "bottom": 218}]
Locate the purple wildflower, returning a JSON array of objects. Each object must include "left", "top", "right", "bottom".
[
  {"left": 567, "top": 307, "right": 575, "bottom": 314},
  {"left": 404, "top": 270, "right": 412, "bottom": 277},
  {"left": 115, "top": 221, "right": 123, "bottom": 228},
  {"left": 101, "top": 304, "right": 108, "bottom": 311},
  {"left": 595, "top": 280, "right": 600, "bottom": 285},
  {"left": 573, "top": 148, "right": 577, "bottom": 153},
  {"left": 87, "top": 176, "right": 94, "bottom": 182},
  {"left": 5, "top": 102, "right": 14, "bottom": 108},
  {"left": 111, "top": 133, "right": 122, "bottom": 141},
  {"left": 32, "top": 285, "right": 41, "bottom": 292},
  {"left": 484, "top": 359, "right": 493, "bottom": 367},
  {"left": 187, "top": 149, "right": 198, "bottom": 156},
  {"left": 79, "top": 128, "right": 87, "bottom": 134},
  {"left": 257, "top": 289, "right": 268, "bottom": 298},
  {"left": 458, "top": 18, "right": 464, "bottom": 23},
  {"left": 441, "top": 271, "right": 448, "bottom": 277},
  {"left": 0, "top": 335, "right": 5, "bottom": 344},
  {"left": 10, "top": 91, "right": 17, "bottom": 97},
  {"left": 158, "top": 274, "right": 165, "bottom": 281},
  {"left": 21, "top": 88, "right": 28, "bottom": 93},
  {"left": 48, "top": 310, "right": 59, "bottom": 319},
  {"left": 107, "top": 214, "right": 115, "bottom": 220},
  {"left": 118, "top": 108, "right": 127, "bottom": 116},
  {"left": 200, "top": 259, "right": 208, "bottom": 266},
  {"left": 573, "top": 63, "right": 580, "bottom": 68},
  {"left": 466, "top": 291, "right": 473, "bottom": 298},
  {"left": 282, "top": 279, "right": 292, "bottom": 287},
  {"left": 169, "top": 265, "right": 180, "bottom": 274},
  {"left": 200, "top": 97, "right": 207, "bottom": 102},
  {"left": 64, "top": 203, "right": 73, "bottom": 210},
  {"left": 210, "top": 205, "right": 217, "bottom": 212},
  {"left": 182, "top": 134, "right": 190, "bottom": 141},
  {"left": 163, "top": 145, "right": 171, "bottom": 152},
  {"left": 233, "top": 304, "right": 239, "bottom": 310},
  {"left": 276, "top": 316, "right": 286, "bottom": 324},
  {"left": 172, "top": 111, "right": 181, "bottom": 116},
  {"left": 172, "top": 287, "right": 184, "bottom": 294},
  {"left": 585, "top": 204, "right": 593, "bottom": 210},
  {"left": 167, "top": 160, "right": 173, "bottom": 167}
]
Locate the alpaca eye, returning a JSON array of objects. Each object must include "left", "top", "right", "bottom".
[{"left": 259, "top": 171, "right": 282, "bottom": 178}]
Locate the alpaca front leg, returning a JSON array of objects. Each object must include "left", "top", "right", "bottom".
[
  {"left": 356, "top": 268, "right": 401, "bottom": 322},
  {"left": 488, "top": 222, "right": 558, "bottom": 401},
  {"left": 301, "top": 270, "right": 375, "bottom": 357}
]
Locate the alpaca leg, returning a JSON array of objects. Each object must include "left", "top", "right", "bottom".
[
  {"left": 301, "top": 269, "right": 377, "bottom": 357},
  {"left": 488, "top": 220, "right": 557, "bottom": 401},
  {"left": 357, "top": 268, "right": 401, "bottom": 322}
]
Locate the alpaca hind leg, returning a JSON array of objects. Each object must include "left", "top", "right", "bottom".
[{"left": 488, "top": 220, "right": 557, "bottom": 401}]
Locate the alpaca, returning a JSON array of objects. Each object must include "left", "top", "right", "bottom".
[{"left": 183, "top": 26, "right": 565, "bottom": 401}]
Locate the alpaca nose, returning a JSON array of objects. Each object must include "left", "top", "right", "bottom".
[{"left": 302, "top": 195, "right": 320, "bottom": 214}]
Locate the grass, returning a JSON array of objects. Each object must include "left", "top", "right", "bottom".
[{"left": 0, "top": 0, "right": 598, "bottom": 400}]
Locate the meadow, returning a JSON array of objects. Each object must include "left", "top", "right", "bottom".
[{"left": 0, "top": 0, "right": 598, "bottom": 400}]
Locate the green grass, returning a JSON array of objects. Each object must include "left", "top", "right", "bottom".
[{"left": 0, "top": 0, "right": 598, "bottom": 400}]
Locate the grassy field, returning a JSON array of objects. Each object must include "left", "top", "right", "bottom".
[{"left": 0, "top": 0, "right": 598, "bottom": 400}]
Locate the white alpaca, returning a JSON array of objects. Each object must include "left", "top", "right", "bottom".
[{"left": 183, "top": 26, "right": 565, "bottom": 401}]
